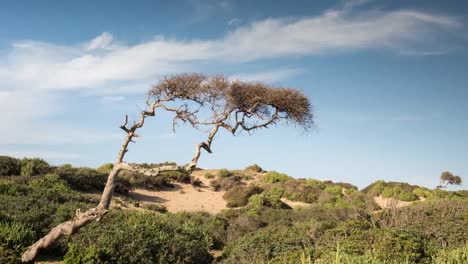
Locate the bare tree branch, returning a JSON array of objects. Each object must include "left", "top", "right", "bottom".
[{"left": 21, "top": 73, "right": 314, "bottom": 262}]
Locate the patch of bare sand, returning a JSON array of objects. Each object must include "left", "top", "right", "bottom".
[
  {"left": 130, "top": 185, "right": 227, "bottom": 213},
  {"left": 373, "top": 195, "right": 423, "bottom": 209},
  {"left": 127, "top": 169, "right": 266, "bottom": 214},
  {"left": 280, "top": 198, "right": 311, "bottom": 208},
  {"left": 129, "top": 169, "right": 228, "bottom": 214}
]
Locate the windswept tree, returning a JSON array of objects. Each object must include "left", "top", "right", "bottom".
[
  {"left": 21, "top": 73, "right": 314, "bottom": 262},
  {"left": 437, "top": 171, "right": 462, "bottom": 189}
]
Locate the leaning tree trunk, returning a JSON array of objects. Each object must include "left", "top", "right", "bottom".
[
  {"left": 20, "top": 101, "right": 216, "bottom": 263},
  {"left": 21, "top": 104, "right": 157, "bottom": 262}
]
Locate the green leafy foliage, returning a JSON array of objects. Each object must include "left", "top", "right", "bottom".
[
  {"left": 303, "top": 178, "right": 326, "bottom": 189},
  {"left": 204, "top": 172, "right": 215, "bottom": 179},
  {"left": 248, "top": 187, "right": 290, "bottom": 209},
  {"left": 244, "top": 164, "right": 263, "bottom": 173},
  {"left": 218, "top": 169, "right": 234, "bottom": 178},
  {"left": 381, "top": 187, "right": 419, "bottom": 201},
  {"left": 223, "top": 185, "right": 263, "bottom": 208},
  {"left": 20, "top": 158, "right": 51, "bottom": 176},
  {"left": 0, "top": 222, "right": 35, "bottom": 263},
  {"left": 432, "top": 244, "right": 468, "bottom": 264},
  {"left": 0, "top": 174, "right": 95, "bottom": 262},
  {"left": 96, "top": 163, "right": 114, "bottom": 174},
  {"left": 141, "top": 203, "right": 168, "bottom": 213},
  {"left": 0, "top": 159, "right": 466, "bottom": 263},
  {"left": 64, "top": 210, "right": 217, "bottom": 264},
  {"left": 262, "top": 171, "right": 291, "bottom": 183},
  {"left": 222, "top": 225, "right": 310, "bottom": 263},
  {"left": 0, "top": 156, "right": 21, "bottom": 176}
]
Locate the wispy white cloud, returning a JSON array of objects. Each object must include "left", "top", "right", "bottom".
[
  {"left": 229, "top": 68, "right": 303, "bottom": 83},
  {"left": 85, "top": 32, "right": 116, "bottom": 51},
  {"left": 0, "top": 3, "right": 464, "bottom": 155},
  {"left": 227, "top": 18, "right": 242, "bottom": 27},
  {"left": 101, "top": 95, "right": 125, "bottom": 103},
  {"left": 0, "top": 5, "right": 462, "bottom": 94}
]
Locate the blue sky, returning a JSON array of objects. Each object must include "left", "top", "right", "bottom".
[{"left": 0, "top": 0, "right": 467, "bottom": 189}]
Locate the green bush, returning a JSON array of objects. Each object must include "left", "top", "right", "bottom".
[
  {"left": 159, "top": 170, "right": 191, "bottom": 183},
  {"left": 204, "top": 172, "right": 215, "bottom": 179},
  {"left": 279, "top": 179, "right": 322, "bottom": 203},
  {"left": 141, "top": 203, "right": 168, "bottom": 213},
  {"left": 118, "top": 169, "right": 171, "bottom": 190},
  {"left": 222, "top": 226, "right": 310, "bottom": 263},
  {"left": 398, "top": 191, "right": 419, "bottom": 202},
  {"left": 0, "top": 174, "right": 94, "bottom": 239},
  {"left": 413, "top": 187, "right": 431, "bottom": 198},
  {"left": 244, "top": 164, "right": 263, "bottom": 173},
  {"left": 262, "top": 171, "right": 291, "bottom": 183},
  {"left": 303, "top": 179, "right": 326, "bottom": 189},
  {"left": 20, "top": 158, "right": 51, "bottom": 176},
  {"left": 324, "top": 185, "right": 343, "bottom": 197},
  {"left": 223, "top": 185, "right": 263, "bottom": 208},
  {"left": 0, "top": 174, "right": 95, "bottom": 262},
  {"left": 381, "top": 187, "right": 418, "bottom": 201},
  {"left": 56, "top": 166, "right": 107, "bottom": 192},
  {"left": 210, "top": 179, "right": 221, "bottom": 191},
  {"left": 64, "top": 210, "right": 214, "bottom": 264},
  {"left": 96, "top": 163, "right": 113, "bottom": 174},
  {"left": 209, "top": 175, "right": 243, "bottom": 191},
  {"left": 432, "top": 244, "right": 468, "bottom": 264},
  {"left": 248, "top": 187, "right": 290, "bottom": 209},
  {"left": 165, "top": 212, "right": 228, "bottom": 250},
  {"left": 377, "top": 200, "right": 468, "bottom": 254},
  {"left": 218, "top": 169, "right": 234, "bottom": 178},
  {"left": 0, "top": 156, "right": 20, "bottom": 176},
  {"left": 0, "top": 221, "right": 35, "bottom": 263},
  {"left": 373, "top": 230, "right": 426, "bottom": 262}
]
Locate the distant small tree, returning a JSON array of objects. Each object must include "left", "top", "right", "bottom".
[
  {"left": 21, "top": 73, "right": 314, "bottom": 262},
  {"left": 437, "top": 171, "right": 462, "bottom": 189}
]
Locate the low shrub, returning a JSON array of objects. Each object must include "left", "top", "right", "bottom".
[
  {"left": 324, "top": 185, "right": 343, "bottom": 197},
  {"left": 382, "top": 187, "right": 419, "bottom": 201},
  {"left": 0, "top": 222, "right": 35, "bottom": 263},
  {"left": 373, "top": 230, "right": 426, "bottom": 262},
  {"left": 20, "top": 158, "right": 51, "bottom": 176},
  {"left": 118, "top": 170, "right": 171, "bottom": 190},
  {"left": 432, "top": 244, "right": 468, "bottom": 264},
  {"left": 223, "top": 185, "right": 263, "bottom": 208},
  {"left": 210, "top": 179, "right": 221, "bottom": 191},
  {"left": 244, "top": 164, "right": 263, "bottom": 173},
  {"left": 222, "top": 226, "right": 310, "bottom": 263},
  {"left": 218, "top": 169, "right": 234, "bottom": 179},
  {"left": 64, "top": 210, "right": 214, "bottom": 264},
  {"left": 141, "top": 203, "right": 168, "bottom": 213},
  {"left": 209, "top": 175, "right": 243, "bottom": 191},
  {"left": 302, "top": 179, "right": 326, "bottom": 189},
  {"left": 56, "top": 166, "right": 107, "bottom": 192},
  {"left": 204, "top": 172, "right": 215, "bottom": 179},
  {"left": 0, "top": 156, "right": 21, "bottom": 176},
  {"left": 160, "top": 170, "right": 191, "bottom": 183},
  {"left": 377, "top": 200, "right": 468, "bottom": 253},
  {"left": 96, "top": 163, "right": 114, "bottom": 174},
  {"left": 262, "top": 171, "right": 291, "bottom": 183},
  {"left": 248, "top": 187, "right": 290, "bottom": 209}
]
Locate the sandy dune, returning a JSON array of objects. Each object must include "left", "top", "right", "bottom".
[
  {"left": 129, "top": 169, "right": 228, "bottom": 214},
  {"left": 373, "top": 195, "right": 424, "bottom": 209}
]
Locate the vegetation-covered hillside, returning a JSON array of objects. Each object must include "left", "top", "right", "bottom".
[{"left": 0, "top": 156, "right": 467, "bottom": 263}]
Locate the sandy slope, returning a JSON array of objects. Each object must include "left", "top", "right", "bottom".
[
  {"left": 373, "top": 195, "right": 425, "bottom": 209},
  {"left": 129, "top": 169, "right": 228, "bottom": 214}
]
